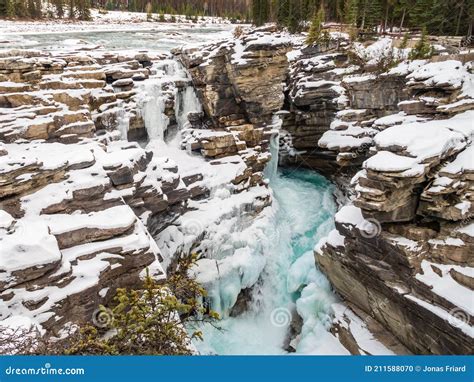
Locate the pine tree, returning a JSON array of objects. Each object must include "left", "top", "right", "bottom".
[
  {"left": 366, "top": 0, "right": 382, "bottom": 31},
  {"left": 16, "top": 0, "right": 27, "bottom": 17},
  {"left": 76, "top": 0, "right": 91, "bottom": 20},
  {"left": 345, "top": 0, "right": 359, "bottom": 26},
  {"left": 68, "top": 0, "right": 75, "bottom": 18},
  {"left": 252, "top": 0, "right": 270, "bottom": 27},
  {"left": 399, "top": 32, "right": 409, "bottom": 50},
  {"left": 276, "top": 0, "right": 289, "bottom": 27},
  {"left": 27, "top": 0, "right": 41, "bottom": 18},
  {"left": 408, "top": 27, "right": 433, "bottom": 60},
  {"left": 53, "top": 0, "right": 65, "bottom": 18},
  {"left": 6, "top": 0, "right": 15, "bottom": 17},
  {"left": 287, "top": 0, "right": 303, "bottom": 33},
  {"left": 359, "top": 0, "right": 382, "bottom": 31},
  {"left": 64, "top": 257, "right": 219, "bottom": 355},
  {"left": 306, "top": 5, "right": 325, "bottom": 45}
]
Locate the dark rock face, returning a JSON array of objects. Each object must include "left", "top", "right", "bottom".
[
  {"left": 174, "top": 29, "right": 293, "bottom": 191},
  {"left": 283, "top": 43, "right": 474, "bottom": 354},
  {"left": 176, "top": 29, "right": 291, "bottom": 128},
  {"left": 317, "top": 213, "right": 473, "bottom": 354},
  {"left": 343, "top": 75, "right": 407, "bottom": 112}
]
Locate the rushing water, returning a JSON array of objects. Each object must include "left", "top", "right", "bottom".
[
  {"left": 194, "top": 167, "right": 337, "bottom": 355},
  {"left": 9, "top": 27, "right": 339, "bottom": 354},
  {"left": 0, "top": 25, "right": 232, "bottom": 52}
]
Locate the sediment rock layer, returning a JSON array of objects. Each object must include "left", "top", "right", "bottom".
[{"left": 281, "top": 38, "right": 474, "bottom": 354}]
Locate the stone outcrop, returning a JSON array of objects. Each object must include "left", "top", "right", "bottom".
[
  {"left": 173, "top": 27, "right": 293, "bottom": 191},
  {"left": 0, "top": 48, "right": 209, "bottom": 334},
  {"left": 176, "top": 27, "right": 291, "bottom": 128},
  {"left": 0, "top": 30, "right": 284, "bottom": 337},
  {"left": 284, "top": 39, "right": 474, "bottom": 355},
  {"left": 0, "top": 136, "right": 193, "bottom": 332}
]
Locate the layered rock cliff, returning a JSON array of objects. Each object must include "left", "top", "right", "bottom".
[
  {"left": 0, "top": 30, "right": 291, "bottom": 337},
  {"left": 1, "top": 26, "right": 472, "bottom": 356},
  {"left": 280, "top": 37, "right": 473, "bottom": 354},
  {"left": 0, "top": 48, "right": 190, "bottom": 334}
]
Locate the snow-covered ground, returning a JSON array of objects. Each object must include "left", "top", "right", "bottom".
[
  {"left": 0, "top": 10, "right": 237, "bottom": 53},
  {"left": 0, "top": 9, "right": 236, "bottom": 35}
]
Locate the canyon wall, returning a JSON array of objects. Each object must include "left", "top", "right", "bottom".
[
  {"left": 281, "top": 38, "right": 473, "bottom": 354},
  {"left": 0, "top": 31, "right": 291, "bottom": 335},
  {"left": 1, "top": 27, "right": 472, "bottom": 355}
]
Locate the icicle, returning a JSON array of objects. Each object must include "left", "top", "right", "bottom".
[
  {"left": 139, "top": 80, "right": 170, "bottom": 141},
  {"left": 116, "top": 100, "right": 130, "bottom": 140},
  {"left": 264, "top": 114, "right": 283, "bottom": 180},
  {"left": 175, "top": 86, "right": 202, "bottom": 131}
]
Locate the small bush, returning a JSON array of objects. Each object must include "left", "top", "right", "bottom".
[
  {"left": 233, "top": 25, "right": 244, "bottom": 38},
  {"left": 1, "top": 255, "right": 219, "bottom": 355},
  {"left": 399, "top": 32, "right": 409, "bottom": 50},
  {"left": 408, "top": 28, "right": 434, "bottom": 60},
  {"left": 306, "top": 6, "right": 325, "bottom": 46}
]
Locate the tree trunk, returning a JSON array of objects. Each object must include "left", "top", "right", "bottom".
[
  {"left": 455, "top": 0, "right": 464, "bottom": 36},
  {"left": 361, "top": 0, "right": 367, "bottom": 30},
  {"left": 383, "top": 1, "right": 389, "bottom": 33},
  {"left": 398, "top": 7, "right": 406, "bottom": 37}
]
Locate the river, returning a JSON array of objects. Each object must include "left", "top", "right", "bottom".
[{"left": 4, "top": 26, "right": 339, "bottom": 354}]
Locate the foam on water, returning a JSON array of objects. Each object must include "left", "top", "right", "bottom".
[{"left": 193, "top": 167, "right": 337, "bottom": 355}]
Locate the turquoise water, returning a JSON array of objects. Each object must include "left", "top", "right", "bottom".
[{"left": 194, "top": 168, "right": 337, "bottom": 355}]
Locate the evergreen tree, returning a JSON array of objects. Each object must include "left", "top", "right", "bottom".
[
  {"left": 275, "top": 0, "right": 289, "bottom": 27},
  {"left": 53, "top": 0, "right": 65, "bottom": 18},
  {"left": 306, "top": 4, "right": 325, "bottom": 45},
  {"left": 76, "top": 0, "right": 91, "bottom": 20},
  {"left": 16, "top": 0, "right": 27, "bottom": 17},
  {"left": 287, "top": 0, "right": 303, "bottom": 33},
  {"left": 359, "top": 0, "right": 382, "bottom": 31},
  {"left": 399, "top": 31, "right": 409, "bottom": 50},
  {"left": 367, "top": 0, "right": 382, "bottom": 30},
  {"left": 68, "top": 0, "right": 75, "bottom": 18},
  {"left": 252, "top": 0, "right": 270, "bottom": 27},
  {"left": 27, "top": 0, "right": 41, "bottom": 18},
  {"left": 408, "top": 27, "right": 433, "bottom": 59},
  {"left": 345, "top": 0, "right": 359, "bottom": 26},
  {"left": 6, "top": 0, "right": 14, "bottom": 17}
]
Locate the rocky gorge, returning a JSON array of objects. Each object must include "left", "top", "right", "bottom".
[{"left": 0, "top": 25, "right": 472, "bottom": 355}]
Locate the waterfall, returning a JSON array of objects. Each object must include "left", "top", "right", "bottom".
[
  {"left": 117, "top": 101, "right": 130, "bottom": 140},
  {"left": 138, "top": 59, "right": 191, "bottom": 142},
  {"left": 264, "top": 114, "right": 283, "bottom": 180},
  {"left": 193, "top": 169, "right": 338, "bottom": 355},
  {"left": 175, "top": 85, "right": 202, "bottom": 131},
  {"left": 139, "top": 79, "right": 170, "bottom": 141}
]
